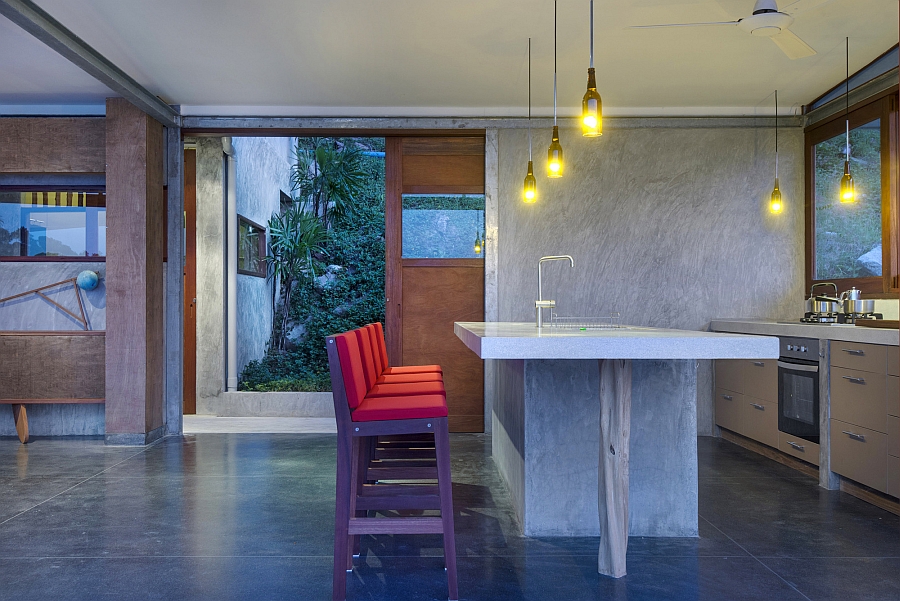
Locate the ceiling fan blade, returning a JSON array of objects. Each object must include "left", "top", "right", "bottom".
[
  {"left": 629, "top": 21, "right": 740, "bottom": 29},
  {"left": 771, "top": 29, "right": 816, "bottom": 59},
  {"left": 781, "top": 0, "right": 835, "bottom": 16}
]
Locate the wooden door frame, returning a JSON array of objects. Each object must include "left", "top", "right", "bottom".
[{"left": 183, "top": 148, "right": 197, "bottom": 414}]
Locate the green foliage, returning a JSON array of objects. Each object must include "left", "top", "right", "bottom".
[
  {"left": 814, "top": 123, "right": 882, "bottom": 279},
  {"left": 239, "top": 144, "right": 385, "bottom": 392},
  {"left": 402, "top": 195, "right": 485, "bottom": 210},
  {"left": 291, "top": 138, "right": 367, "bottom": 228}
]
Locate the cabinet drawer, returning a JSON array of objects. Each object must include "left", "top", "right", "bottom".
[
  {"left": 741, "top": 396, "right": 777, "bottom": 448},
  {"left": 888, "top": 346, "right": 898, "bottom": 377},
  {"left": 889, "top": 415, "right": 899, "bottom": 458},
  {"left": 715, "top": 388, "right": 742, "bottom": 433},
  {"left": 888, "top": 376, "right": 899, "bottom": 418},
  {"left": 831, "top": 342, "right": 887, "bottom": 374},
  {"left": 742, "top": 359, "right": 777, "bottom": 404},
  {"left": 778, "top": 431, "right": 820, "bottom": 466},
  {"left": 830, "top": 419, "right": 887, "bottom": 493},
  {"left": 715, "top": 360, "right": 743, "bottom": 394},
  {"left": 831, "top": 366, "right": 887, "bottom": 434},
  {"left": 889, "top": 456, "right": 900, "bottom": 499}
]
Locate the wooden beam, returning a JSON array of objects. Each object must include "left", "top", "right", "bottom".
[
  {"left": 0, "top": 118, "right": 105, "bottom": 173},
  {"left": 104, "top": 98, "right": 165, "bottom": 445},
  {"left": 0, "top": 0, "right": 179, "bottom": 127}
]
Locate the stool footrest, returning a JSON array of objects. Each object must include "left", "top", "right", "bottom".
[
  {"left": 348, "top": 517, "right": 444, "bottom": 535},
  {"left": 357, "top": 484, "right": 441, "bottom": 510},
  {"left": 367, "top": 466, "right": 438, "bottom": 479},
  {"left": 374, "top": 449, "right": 436, "bottom": 460}
]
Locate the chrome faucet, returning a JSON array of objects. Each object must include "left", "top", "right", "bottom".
[{"left": 536, "top": 255, "right": 575, "bottom": 328}]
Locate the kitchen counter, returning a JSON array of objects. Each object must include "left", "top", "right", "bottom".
[
  {"left": 710, "top": 319, "right": 899, "bottom": 346},
  {"left": 455, "top": 321, "right": 777, "bottom": 578}
]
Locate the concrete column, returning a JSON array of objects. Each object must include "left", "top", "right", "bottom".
[
  {"left": 104, "top": 98, "right": 165, "bottom": 445},
  {"left": 223, "top": 137, "right": 238, "bottom": 392}
]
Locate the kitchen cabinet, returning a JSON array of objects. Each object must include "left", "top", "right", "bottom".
[
  {"left": 889, "top": 456, "right": 900, "bottom": 499},
  {"left": 831, "top": 419, "right": 888, "bottom": 493},
  {"left": 831, "top": 366, "right": 887, "bottom": 434},
  {"left": 831, "top": 341, "right": 887, "bottom": 373},
  {"left": 714, "top": 360, "right": 778, "bottom": 448},
  {"left": 888, "top": 346, "right": 898, "bottom": 377},
  {"left": 888, "top": 375, "right": 899, "bottom": 418},
  {"left": 888, "top": 415, "right": 899, "bottom": 458}
]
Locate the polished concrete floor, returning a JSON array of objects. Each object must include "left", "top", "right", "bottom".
[{"left": 0, "top": 434, "right": 898, "bottom": 601}]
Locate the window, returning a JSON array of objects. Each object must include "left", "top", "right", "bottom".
[
  {"left": 806, "top": 92, "right": 898, "bottom": 294},
  {"left": 0, "top": 191, "right": 106, "bottom": 259},
  {"left": 401, "top": 194, "right": 485, "bottom": 259},
  {"left": 238, "top": 215, "right": 266, "bottom": 277}
]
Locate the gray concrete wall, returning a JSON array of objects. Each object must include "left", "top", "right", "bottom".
[
  {"left": 233, "top": 136, "right": 291, "bottom": 375},
  {"left": 496, "top": 124, "right": 805, "bottom": 436},
  {"left": 195, "top": 138, "right": 226, "bottom": 414}
]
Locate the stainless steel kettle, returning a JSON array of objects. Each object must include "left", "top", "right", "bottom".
[{"left": 806, "top": 282, "right": 839, "bottom": 314}]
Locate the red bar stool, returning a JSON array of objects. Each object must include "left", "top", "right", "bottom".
[
  {"left": 368, "top": 322, "right": 442, "bottom": 376},
  {"left": 327, "top": 332, "right": 458, "bottom": 601}
]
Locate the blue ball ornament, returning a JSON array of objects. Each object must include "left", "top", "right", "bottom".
[{"left": 76, "top": 270, "right": 100, "bottom": 291}]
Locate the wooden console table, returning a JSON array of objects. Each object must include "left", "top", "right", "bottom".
[{"left": 0, "top": 331, "right": 105, "bottom": 443}]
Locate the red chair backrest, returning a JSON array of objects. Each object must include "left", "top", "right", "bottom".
[
  {"left": 354, "top": 327, "right": 379, "bottom": 390},
  {"left": 373, "top": 322, "right": 390, "bottom": 369},
  {"left": 365, "top": 324, "right": 384, "bottom": 374},
  {"left": 335, "top": 331, "right": 368, "bottom": 409}
]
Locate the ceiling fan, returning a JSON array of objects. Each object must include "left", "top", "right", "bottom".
[{"left": 630, "top": 0, "right": 835, "bottom": 59}]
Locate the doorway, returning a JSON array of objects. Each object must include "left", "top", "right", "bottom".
[
  {"left": 183, "top": 148, "right": 197, "bottom": 414},
  {"left": 385, "top": 136, "right": 486, "bottom": 432}
]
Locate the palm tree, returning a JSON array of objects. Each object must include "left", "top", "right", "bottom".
[
  {"left": 291, "top": 138, "right": 366, "bottom": 228},
  {"left": 265, "top": 203, "right": 328, "bottom": 351}
]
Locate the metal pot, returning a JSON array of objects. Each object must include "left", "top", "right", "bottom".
[
  {"left": 806, "top": 282, "right": 838, "bottom": 313},
  {"left": 842, "top": 298, "right": 875, "bottom": 314}
]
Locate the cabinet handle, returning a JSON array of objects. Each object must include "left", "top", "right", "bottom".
[
  {"left": 842, "top": 349, "right": 865, "bottom": 356},
  {"left": 842, "top": 430, "right": 866, "bottom": 442},
  {"left": 750, "top": 403, "right": 765, "bottom": 411},
  {"left": 787, "top": 441, "right": 805, "bottom": 451},
  {"left": 722, "top": 394, "right": 733, "bottom": 400},
  {"left": 841, "top": 375, "right": 866, "bottom": 385},
  {"left": 752, "top": 361, "right": 765, "bottom": 367}
]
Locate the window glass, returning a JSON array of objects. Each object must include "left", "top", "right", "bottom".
[
  {"left": 238, "top": 216, "right": 266, "bottom": 277},
  {"left": 0, "top": 191, "right": 106, "bottom": 258},
  {"left": 401, "top": 194, "right": 485, "bottom": 259},
  {"left": 814, "top": 119, "right": 882, "bottom": 279}
]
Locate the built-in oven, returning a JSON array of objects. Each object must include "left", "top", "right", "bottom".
[{"left": 777, "top": 336, "right": 820, "bottom": 444}]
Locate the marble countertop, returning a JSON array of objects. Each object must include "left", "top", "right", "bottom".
[
  {"left": 454, "top": 321, "right": 779, "bottom": 360},
  {"left": 710, "top": 319, "right": 899, "bottom": 346}
]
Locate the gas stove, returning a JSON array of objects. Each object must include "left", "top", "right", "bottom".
[{"left": 801, "top": 312, "right": 883, "bottom": 324}]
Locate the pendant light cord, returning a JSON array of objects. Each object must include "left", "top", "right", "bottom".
[
  {"left": 774, "top": 90, "right": 778, "bottom": 178},
  {"left": 589, "top": 0, "right": 594, "bottom": 69},
  {"left": 528, "top": 37, "right": 532, "bottom": 161},
  {"left": 553, "top": 0, "right": 557, "bottom": 125},
  {"left": 845, "top": 37, "right": 850, "bottom": 159}
]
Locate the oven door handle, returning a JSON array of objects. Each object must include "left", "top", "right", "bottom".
[{"left": 777, "top": 360, "right": 818, "bottom": 373}]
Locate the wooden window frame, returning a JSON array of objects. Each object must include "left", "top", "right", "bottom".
[
  {"left": 804, "top": 87, "right": 899, "bottom": 297},
  {"left": 237, "top": 214, "right": 267, "bottom": 278}
]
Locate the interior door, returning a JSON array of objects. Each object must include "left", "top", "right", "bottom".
[
  {"left": 183, "top": 148, "right": 197, "bottom": 414},
  {"left": 385, "top": 136, "right": 486, "bottom": 432}
]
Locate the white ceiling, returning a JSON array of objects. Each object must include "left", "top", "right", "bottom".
[{"left": 0, "top": 0, "right": 897, "bottom": 117}]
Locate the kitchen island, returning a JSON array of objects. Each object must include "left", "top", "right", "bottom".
[{"left": 454, "top": 321, "right": 778, "bottom": 577}]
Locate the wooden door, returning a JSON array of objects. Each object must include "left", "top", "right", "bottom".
[
  {"left": 183, "top": 149, "right": 197, "bottom": 414},
  {"left": 385, "top": 136, "right": 486, "bottom": 432}
]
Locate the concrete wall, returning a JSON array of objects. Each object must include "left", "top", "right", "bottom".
[
  {"left": 495, "top": 123, "right": 805, "bottom": 436},
  {"left": 233, "top": 136, "right": 291, "bottom": 375},
  {"left": 195, "top": 138, "right": 226, "bottom": 414}
]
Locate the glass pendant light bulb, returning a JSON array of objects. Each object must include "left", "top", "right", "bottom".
[
  {"left": 582, "top": 1, "right": 602, "bottom": 137},
  {"left": 548, "top": 126, "right": 563, "bottom": 178},
  {"left": 524, "top": 160, "right": 537, "bottom": 203},
  {"left": 474, "top": 232, "right": 482, "bottom": 255},
  {"left": 840, "top": 161, "right": 855, "bottom": 203},
  {"left": 769, "top": 178, "right": 783, "bottom": 214}
]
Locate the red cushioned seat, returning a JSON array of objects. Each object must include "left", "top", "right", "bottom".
[
  {"left": 377, "top": 372, "right": 443, "bottom": 384},
  {"left": 368, "top": 381, "right": 446, "bottom": 398},
  {"left": 351, "top": 394, "right": 448, "bottom": 422},
  {"left": 384, "top": 364, "right": 443, "bottom": 375},
  {"left": 355, "top": 327, "right": 443, "bottom": 386}
]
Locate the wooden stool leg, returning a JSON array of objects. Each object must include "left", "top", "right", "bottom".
[
  {"left": 434, "top": 418, "right": 458, "bottom": 601},
  {"left": 350, "top": 436, "right": 367, "bottom": 567},
  {"left": 12, "top": 404, "right": 28, "bottom": 444},
  {"left": 333, "top": 433, "right": 353, "bottom": 601},
  {"left": 597, "top": 359, "right": 632, "bottom": 578}
]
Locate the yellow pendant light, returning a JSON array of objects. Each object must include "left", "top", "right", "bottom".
[
  {"left": 548, "top": 0, "right": 564, "bottom": 178},
  {"left": 840, "top": 37, "right": 855, "bottom": 203},
  {"left": 474, "top": 232, "right": 482, "bottom": 255},
  {"left": 524, "top": 38, "right": 538, "bottom": 203},
  {"left": 582, "top": 0, "right": 602, "bottom": 137},
  {"left": 769, "top": 90, "right": 783, "bottom": 214}
]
